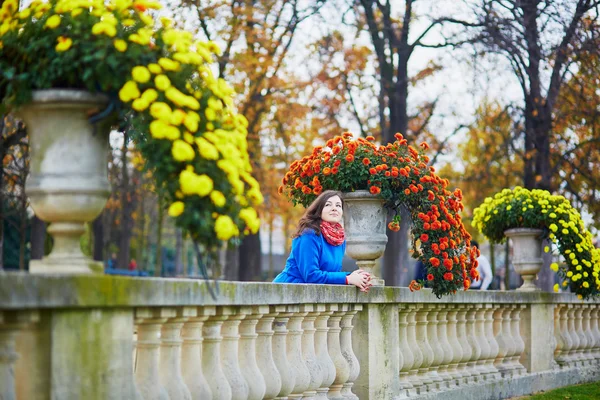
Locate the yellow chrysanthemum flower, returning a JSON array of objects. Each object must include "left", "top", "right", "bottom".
[
  {"left": 92, "top": 21, "right": 116, "bottom": 37},
  {"left": 158, "top": 57, "right": 180, "bottom": 71},
  {"left": 132, "top": 66, "right": 151, "bottom": 83},
  {"left": 118, "top": 81, "right": 140, "bottom": 102},
  {"left": 553, "top": 283, "right": 559, "bottom": 293},
  {"left": 171, "top": 140, "right": 195, "bottom": 162},
  {"left": 210, "top": 191, "right": 226, "bottom": 207},
  {"left": 214, "top": 215, "right": 238, "bottom": 241},
  {"left": 196, "top": 138, "right": 219, "bottom": 160},
  {"left": 113, "top": 39, "right": 127, "bottom": 52},
  {"left": 168, "top": 201, "right": 184, "bottom": 217},
  {"left": 155, "top": 74, "right": 171, "bottom": 91},
  {"left": 44, "top": 14, "right": 61, "bottom": 29},
  {"left": 55, "top": 36, "right": 72, "bottom": 52},
  {"left": 148, "top": 63, "right": 162, "bottom": 74},
  {"left": 550, "top": 262, "right": 559, "bottom": 272}
]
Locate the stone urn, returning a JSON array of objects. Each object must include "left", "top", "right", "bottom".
[
  {"left": 504, "top": 228, "right": 544, "bottom": 291},
  {"left": 342, "top": 190, "right": 387, "bottom": 286},
  {"left": 16, "top": 89, "right": 112, "bottom": 274}
]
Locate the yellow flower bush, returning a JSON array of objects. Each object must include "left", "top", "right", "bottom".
[
  {"left": 0, "top": 0, "right": 262, "bottom": 263},
  {"left": 472, "top": 187, "right": 600, "bottom": 299}
]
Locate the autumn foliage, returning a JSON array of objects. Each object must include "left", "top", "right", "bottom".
[{"left": 279, "top": 132, "right": 478, "bottom": 298}]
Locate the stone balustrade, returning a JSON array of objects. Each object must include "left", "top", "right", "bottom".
[{"left": 1, "top": 273, "right": 600, "bottom": 399}]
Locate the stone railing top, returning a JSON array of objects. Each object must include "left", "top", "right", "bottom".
[{"left": 0, "top": 272, "right": 598, "bottom": 309}]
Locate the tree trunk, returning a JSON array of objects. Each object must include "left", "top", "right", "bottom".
[
  {"left": 504, "top": 241, "right": 510, "bottom": 290},
  {"left": 174, "top": 228, "right": 183, "bottom": 276},
  {"left": 19, "top": 207, "right": 26, "bottom": 271},
  {"left": 92, "top": 214, "right": 104, "bottom": 261},
  {"left": 154, "top": 196, "right": 164, "bottom": 277},
  {"left": 239, "top": 232, "right": 262, "bottom": 281},
  {"left": 117, "top": 134, "right": 132, "bottom": 269},
  {"left": 30, "top": 216, "right": 46, "bottom": 260},
  {"left": 224, "top": 245, "right": 240, "bottom": 281}
]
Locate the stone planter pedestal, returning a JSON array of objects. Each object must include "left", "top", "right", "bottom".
[
  {"left": 16, "top": 89, "right": 111, "bottom": 274},
  {"left": 342, "top": 190, "right": 387, "bottom": 286},
  {"left": 504, "top": 228, "right": 544, "bottom": 291}
]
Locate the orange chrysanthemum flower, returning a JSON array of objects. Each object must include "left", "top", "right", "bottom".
[
  {"left": 362, "top": 158, "right": 370, "bottom": 166},
  {"left": 369, "top": 186, "right": 381, "bottom": 195}
]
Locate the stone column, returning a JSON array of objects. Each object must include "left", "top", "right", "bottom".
[
  {"left": 239, "top": 306, "right": 268, "bottom": 400},
  {"left": 181, "top": 307, "right": 212, "bottom": 400},
  {"left": 287, "top": 305, "right": 310, "bottom": 399},
  {"left": 465, "top": 305, "right": 482, "bottom": 382},
  {"left": 455, "top": 306, "right": 473, "bottom": 384},
  {"left": 0, "top": 311, "right": 40, "bottom": 400},
  {"left": 519, "top": 303, "right": 555, "bottom": 373},
  {"left": 221, "top": 307, "right": 249, "bottom": 400},
  {"left": 256, "top": 306, "right": 283, "bottom": 400},
  {"left": 314, "top": 306, "right": 336, "bottom": 399},
  {"left": 202, "top": 310, "right": 232, "bottom": 400},
  {"left": 445, "top": 306, "right": 462, "bottom": 386},
  {"left": 327, "top": 304, "right": 350, "bottom": 399},
  {"left": 300, "top": 304, "right": 321, "bottom": 400},
  {"left": 352, "top": 302, "right": 400, "bottom": 400},
  {"left": 160, "top": 307, "right": 193, "bottom": 400},
  {"left": 511, "top": 305, "right": 526, "bottom": 375},
  {"left": 573, "top": 305, "right": 587, "bottom": 366},
  {"left": 473, "top": 305, "right": 491, "bottom": 379},
  {"left": 341, "top": 304, "right": 362, "bottom": 399},
  {"left": 566, "top": 305, "right": 580, "bottom": 367},
  {"left": 135, "top": 308, "right": 170, "bottom": 400},
  {"left": 581, "top": 306, "right": 594, "bottom": 364},
  {"left": 435, "top": 305, "right": 453, "bottom": 388},
  {"left": 494, "top": 305, "right": 513, "bottom": 377},
  {"left": 553, "top": 304, "right": 567, "bottom": 367},
  {"left": 590, "top": 307, "right": 600, "bottom": 363},
  {"left": 415, "top": 305, "right": 434, "bottom": 390},
  {"left": 483, "top": 305, "right": 501, "bottom": 381},
  {"left": 425, "top": 306, "right": 444, "bottom": 390},
  {"left": 398, "top": 305, "right": 416, "bottom": 397},
  {"left": 273, "top": 305, "right": 295, "bottom": 399},
  {"left": 406, "top": 305, "right": 424, "bottom": 390}
]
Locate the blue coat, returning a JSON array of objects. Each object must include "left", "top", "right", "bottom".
[{"left": 273, "top": 229, "right": 349, "bottom": 285}]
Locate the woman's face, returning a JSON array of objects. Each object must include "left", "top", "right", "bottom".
[{"left": 321, "top": 195, "right": 343, "bottom": 224}]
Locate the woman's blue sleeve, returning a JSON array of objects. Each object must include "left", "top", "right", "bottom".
[{"left": 296, "top": 232, "right": 348, "bottom": 285}]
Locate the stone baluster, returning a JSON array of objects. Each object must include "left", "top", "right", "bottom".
[
  {"left": 455, "top": 305, "right": 473, "bottom": 384},
  {"left": 573, "top": 305, "right": 587, "bottom": 366},
  {"left": 314, "top": 305, "right": 336, "bottom": 399},
  {"left": 273, "top": 305, "right": 296, "bottom": 400},
  {"left": 493, "top": 304, "right": 512, "bottom": 377},
  {"left": 0, "top": 311, "right": 40, "bottom": 400},
  {"left": 406, "top": 305, "right": 424, "bottom": 390},
  {"left": 435, "top": 305, "right": 453, "bottom": 388},
  {"left": 558, "top": 305, "right": 574, "bottom": 367},
  {"left": 341, "top": 304, "right": 362, "bottom": 399},
  {"left": 256, "top": 306, "right": 283, "bottom": 400},
  {"left": 465, "top": 305, "right": 482, "bottom": 382},
  {"left": 398, "top": 305, "right": 416, "bottom": 396},
  {"left": 287, "top": 305, "right": 311, "bottom": 399},
  {"left": 445, "top": 306, "right": 462, "bottom": 386},
  {"left": 221, "top": 308, "right": 249, "bottom": 400},
  {"left": 580, "top": 306, "right": 594, "bottom": 365},
  {"left": 566, "top": 305, "right": 580, "bottom": 367},
  {"left": 134, "top": 308, "right": 170, "bottom": 400},
  {"left": 425, "top": 305, "right": 444, "bottom": 390},
  {"left": 591, "top": 307, "right": 600, "bottom": 363},
  {"left": 415, "top": 304, "right": 434, "bottom": 391},
  {"left": 160, "top": 307, "right": 193, "bottom": 400},
  {"left": 181, "top": 307, "right": 213, "bottom": 400},
  {"left": 553, "top": 304, "right": 567, "bottom": 367},
  {"left": 239, "top": 306, "right": 268, "bottom": 400},
  {"left": 473, "top": 305, "right": 491, "bottom": 380},
  {"left": 328, "top": 304, "right": 351, "bottom": 398},
  {"left": 202, "top": 309, "right": 232, "bottom": 399},
  {"left": 510, "top": 305, "right": 526, "bottom": 375},
  {"left": 484, "top": 305, "right": 501, "bottom": 381},
  {"left": 300, "top": 304, "right": 321, "bottom": 400},
  {"left": 502, "top": 305, "right": 519, "bottom": 376}
]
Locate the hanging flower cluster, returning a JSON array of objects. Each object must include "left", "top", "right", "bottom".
[
  {"left": 279, "top": 132, "right": 478, "bottom": 298},
  {"left": 0, "top": 0, "right": 262, "bottom": 259},
  {"left": 472, "top": 187, "right": 600, "bottom": 299}
]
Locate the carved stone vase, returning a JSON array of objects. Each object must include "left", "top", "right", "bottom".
[
  {"left": 504, "top": 228, "right": 544, "bottom": 291},
  {"left": 342, "top": 190, "right": 388, "bottom": 286},
  {"left": 16, "top": 89, "right": 111, "bottom": 274}
]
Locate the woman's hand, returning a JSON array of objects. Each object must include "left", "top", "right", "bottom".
[{"left": 347, "top": 269, "right": 373, "bottom": 292}]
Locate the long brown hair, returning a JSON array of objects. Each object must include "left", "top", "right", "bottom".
[{"left": 292, "top": 190, "right": 344, "bottom": 238}]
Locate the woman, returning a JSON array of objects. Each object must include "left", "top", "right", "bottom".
[{"left": 274, "top": 190, "right": 372, "bottom": 292}]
